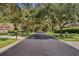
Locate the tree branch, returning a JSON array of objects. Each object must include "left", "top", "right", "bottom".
[{"left": 61, "top": 20, "right": 71, "bottom": 29}]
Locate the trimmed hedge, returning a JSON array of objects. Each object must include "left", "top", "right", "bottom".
[{"left": 55, "top": 29, "right": 79, "bottom": 33}]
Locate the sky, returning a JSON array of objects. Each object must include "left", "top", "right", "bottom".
[{"left": 18, "top": 3, "right": 37, "bottom": 9}]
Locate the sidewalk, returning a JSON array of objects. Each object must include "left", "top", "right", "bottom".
[{"left": 0, "top": 35, "right": 25, "bottom": 39}]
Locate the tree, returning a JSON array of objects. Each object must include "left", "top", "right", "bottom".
[
  {"left": 7, "top": 4, "right": 21, "bottom": 40},
  {"left": 51, "top": 3, "right": 78, "bottom": 36},
  {"left": 0, "top": 3, "right": 79, "bottom": 37}
]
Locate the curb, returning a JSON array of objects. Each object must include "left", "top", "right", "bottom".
[
  {"left": 0, "top": 38, "right": 25, "bottom": 54},
  {"left": 59, "top": 39, "right": 79, "bottom": 50},
  {"left": 50, "top": 35, "right": 79, "bottom": 50}
]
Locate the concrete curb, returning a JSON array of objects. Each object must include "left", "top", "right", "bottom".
[
  {"left": 51, "top": 35, "right": 79, "bottom": 50},
  {"left": 59, "top": 39, "right": 79, "bottom": 50},
  {"left": 0, "top": 38, "right": 25, "bottom": 54}
]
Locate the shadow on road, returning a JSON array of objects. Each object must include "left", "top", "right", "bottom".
[
  {"left": 27, "top": 33, "right": 57, "bottom": 40},
  {"left": 1, "top": 33, "right": 79, "bottom": 56}
]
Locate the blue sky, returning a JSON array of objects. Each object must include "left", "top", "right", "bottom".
[{"left": 18, "top": 3, "right": 37, "bottom": 9}]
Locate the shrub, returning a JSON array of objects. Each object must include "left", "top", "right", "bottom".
[{"left": 55, "top": 29, "right": 79, "bottom": 33}]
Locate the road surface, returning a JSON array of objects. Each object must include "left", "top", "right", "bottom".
[{"left": 0, "top": 33, "right": 79, "bottom": 56}]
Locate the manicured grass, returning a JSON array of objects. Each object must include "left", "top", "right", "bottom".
[
  {"left": 46, "top": 32, "right": 79, "bottom": 41},
  {"left": 62, "top": 34, "right": 79, "bottom": 41},
  {"left": 63, "top": 37, "right": 79, "bottom": 41},
  {"left": 63, "top": 26, "right": 79, "bottom": 30},
  {"left": 0, "top": 38, "right": 16, "bottom": 48}
]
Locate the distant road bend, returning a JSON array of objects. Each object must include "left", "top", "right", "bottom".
[{"left": 0, "top": 33, "right": 79, "bottom": 56}]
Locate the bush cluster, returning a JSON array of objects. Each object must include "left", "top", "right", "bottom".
[{"left": 55, "top": 29, "right": 79, "bottom": 33}]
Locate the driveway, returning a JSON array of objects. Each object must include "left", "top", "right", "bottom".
[{"left": 0, "top": 33, "right": 79, "bottom": 56}]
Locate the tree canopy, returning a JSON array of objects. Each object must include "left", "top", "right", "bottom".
[{"left": 0, "top": 3, "right": 79, "bottom": 36}]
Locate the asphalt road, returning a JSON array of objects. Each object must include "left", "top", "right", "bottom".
[{"left": 0, "top": 33, "right": 79, "bottom": 56}]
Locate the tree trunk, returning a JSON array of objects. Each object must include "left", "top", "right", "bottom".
[{"left": 60, "top": 27, "right": 63, "bottom": 36}]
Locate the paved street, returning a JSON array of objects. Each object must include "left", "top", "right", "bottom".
[{"left": 0, "top": 33, "right": 79, "bottom": 56}]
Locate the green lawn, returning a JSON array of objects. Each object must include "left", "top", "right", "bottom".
[
  {"left": 63, "top": 26, "right": 79, "bottom": 30},
  {"left": 46, "top": 32, "right": 79, "bottom": 41},
  {"left": 0, "top": 38, "right": 16, "bottom": 48}
]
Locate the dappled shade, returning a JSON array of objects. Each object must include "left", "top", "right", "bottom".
[{"left": 27, "top": 33, "right": 57, "bottom": 39}]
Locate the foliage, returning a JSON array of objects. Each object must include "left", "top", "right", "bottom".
[
  {"left": 55, "top": 28, "right": 79, "bottom": 33},
  {"left": 0, "top": 3, "right": 79, "bottom": 36}
]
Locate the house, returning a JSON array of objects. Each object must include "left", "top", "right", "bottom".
[{"left": 0, "top": 23, "right": 14, "bottom": 33}]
